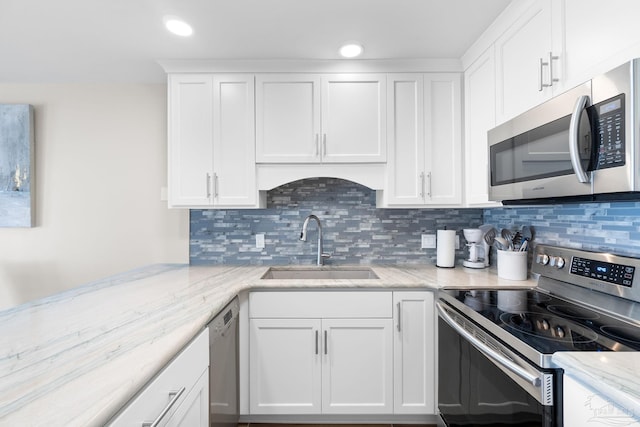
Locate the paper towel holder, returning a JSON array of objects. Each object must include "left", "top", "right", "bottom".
[{"left": 436, "top": 228, "right": 456, "bottom": 268}]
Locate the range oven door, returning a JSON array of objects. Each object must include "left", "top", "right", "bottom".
[{"left": 437, "top": 302, "right": 562, "bottom": 427}]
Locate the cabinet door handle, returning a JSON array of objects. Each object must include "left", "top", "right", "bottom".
[
  {"left": 206, "top": 173, "right": 212, "bottom": 198},
  {"left": 397, "top": 302, "right": 402, "bottom": 332},
  {"left": 141, "top": 387, "right": 186, "bottom": 427},
  {"left": 213, "top": 173, "right": 219, "bottom": 198},
  {"left": 419, "top": 172, "right": 425, "bottom": 198},
  {"left": 548, "top": 51, "right": 559, "bottom": 87},
  {"left": 315, "top": 134, "right": 319, "bottom": 157},
  {"left": 315, "top": 330, "right": 319, "bottom": 355},
  {"left": 322, "top": 134, "right": 327, "bottom": 157},
  {"left": 538, "top": 57, "right": 545, "bottom": 92},
  {"left": 324, "top": 330, "right": 328, "bottom": 355},
  {"left": 539, "top": 52, "right": 560, "bottom": 91},
  {"left": 426, "top": 172, "right": 432, "bottom": 198}
]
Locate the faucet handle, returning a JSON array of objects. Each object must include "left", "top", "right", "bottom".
[{"left": 321, "top": 252, "right": 331, "bottom": 259}]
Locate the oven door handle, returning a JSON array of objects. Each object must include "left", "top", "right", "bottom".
[{"left": 436, "top": 302, "right": 541, "bottom": 387}]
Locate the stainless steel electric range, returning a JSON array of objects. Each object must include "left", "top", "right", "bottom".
[{"left": 437, "top": 244, "right": 640, "bottom": 426}]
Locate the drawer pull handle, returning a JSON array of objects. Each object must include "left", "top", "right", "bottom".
[{"left": 141, "top": 387, "right": 186, "bottom": 427}]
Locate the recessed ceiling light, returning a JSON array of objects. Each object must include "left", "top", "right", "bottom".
[
  {"left": 339, "top": 42, "right": 364, "bottom": 58},
  {"left": 163, "top": 15, "right": 193, "bottom": 37}
]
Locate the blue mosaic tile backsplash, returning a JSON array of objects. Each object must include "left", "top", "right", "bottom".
[
  {"left": 190, "top": 178, "right": 484, "bottom": 265},
  {"left": 190, "top": 178, "right": 640, "bottom": 265},
  {"left": 483, "top": 202, "right": 640, "bottom": 258}
]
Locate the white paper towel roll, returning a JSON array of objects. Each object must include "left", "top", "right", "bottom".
[{"left": 437, "top": 229, "right": 456, "bottom": 268}]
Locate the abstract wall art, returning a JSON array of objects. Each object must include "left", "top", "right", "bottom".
[{"left": 0, "top": 104, "right": 34, "bottom": 227}]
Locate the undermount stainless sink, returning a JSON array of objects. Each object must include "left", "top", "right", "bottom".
[{"left": 260, "top": 267, "right": 379, "bottom": 280}]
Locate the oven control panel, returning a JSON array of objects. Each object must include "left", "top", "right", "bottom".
[
  {"left": 532, "top": 244, "right": 640, "bottom": 303},
  {"left": 570, "top": 257, "right": 634, "bottom": 287}
]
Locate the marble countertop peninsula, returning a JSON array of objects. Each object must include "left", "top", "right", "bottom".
[
  {"left": 0, "top": 262, "right": 578, "bottom": 426},
  {"left": 553, "top": 352, "right": 640, "bottom": 419}
]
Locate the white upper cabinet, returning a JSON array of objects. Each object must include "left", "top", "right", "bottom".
[
  {"left": 424, "top": 73, "right": 462, "bottom": 205},
  {"left": 255, "top": 74, "right": 321, "bottom": 163},
  {"left": 385, "top": 74, "right": 425, "bottom": 205},
  {"left": 212, "top": 75, "right": 258, "bottom": 207},
  {"left": 168, "top": 74, "right": 259, "bottom": 208},
  {"left": 321, "top": 74, "right": 387, "bottom": 163},
  {"left": 495, "top": 0, "right": 558, "bottom": 123},
  {"left": 256, "top": 74, "right": 387, "bottom": 164},
  {"left": 464, "top": 48, "right": 501, "bottom": 207},
  {"left": 384, "top": 73, "right": 462, "bottom": 207},
  {"left": 168, "top": 74, "right": 215, "bottom": 207},
  {"left": 561, "top": 0, "right": 640, "bottom": 87}
]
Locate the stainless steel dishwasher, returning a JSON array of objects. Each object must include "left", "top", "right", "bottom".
[{"left": 208, "top": 297, "right": 239, "bottom": 427}]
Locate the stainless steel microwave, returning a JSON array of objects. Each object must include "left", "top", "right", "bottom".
[{"left": 488, "top": 59, "right": 640, "bottom": 204}]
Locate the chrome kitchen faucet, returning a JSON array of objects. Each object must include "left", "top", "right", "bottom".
[{"left": 300, "top": 214, "right": 331, "bottom": 266}]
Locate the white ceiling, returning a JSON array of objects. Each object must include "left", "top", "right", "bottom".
[{"left": 0, "top": 0, "right": 511, "bottom": 83}]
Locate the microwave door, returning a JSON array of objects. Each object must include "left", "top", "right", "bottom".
[{"left": 520, "top": 99, "right": 593, "bottom": 199}]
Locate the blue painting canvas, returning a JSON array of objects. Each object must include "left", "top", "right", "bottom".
[{"left": 0, "top": 105, "right": 34, "bottom": 227}]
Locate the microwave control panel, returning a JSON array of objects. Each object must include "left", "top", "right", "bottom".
[{"left": 593, "top": 93, "right": 625, "bottom": 169}]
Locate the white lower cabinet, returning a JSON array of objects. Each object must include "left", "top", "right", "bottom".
[
  {"left": 321, "top": 318, "right": 393, "bottom": 414},
  {"left": 249, "top": 318, "right": 322, "bottom": 414},
  {"left": 393, "top": 291, "right": 436, "bottom": 414},
  {"left": 108, "top": 329, "right": 209, "bottom": 427},
  {"left": 248, "top": 291, "right": 393, "bottom": 415},
  {"left": 247, "top": 290, "right": 435, "bottom": 417}
]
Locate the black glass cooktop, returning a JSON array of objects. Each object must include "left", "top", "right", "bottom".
[{"left": 442, "top": 288, "right": 640, "bottom": 355}]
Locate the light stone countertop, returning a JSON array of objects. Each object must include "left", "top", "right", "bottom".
[
  {"left": 553, "top": 352, "right": 640, "bottom": 420},
  {"left": 5, "top": 262, "right": 632, "bottom": 426}
]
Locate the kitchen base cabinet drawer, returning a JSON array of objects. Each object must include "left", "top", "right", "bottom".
[
  {"left": 249, "top": 291, "right": 392, "bottom": 318},
  {"left": 108, "top": 328, "right": 209, "bottom": 426},
  {"left": 165, "top": 369, "right": 209, "bottom": 427}
]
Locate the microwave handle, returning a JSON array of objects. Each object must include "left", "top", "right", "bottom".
[{"left": 569, "top": 95, "right": 591, "bottom": 183}]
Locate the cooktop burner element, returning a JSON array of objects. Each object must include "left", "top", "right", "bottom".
[{"left": 546, "top": 304, "right": 601, "bottom": 320}]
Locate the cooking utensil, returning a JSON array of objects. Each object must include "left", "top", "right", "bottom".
[
  {"left": 482, "top": 227, "right": 497, "bottom": 247},
  {"left": 500, "top": 229, "right": 514, "bottom": 250},
  {"left": 494, "top": 236, "right": 510, "bottom": 251}
]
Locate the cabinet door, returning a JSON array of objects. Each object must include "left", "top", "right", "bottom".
[
  {"left": 424, "top": 73, "right": 462, "bottom": 205},
  {"left": 168, "top": 74, "right": 214, "bottom": 207},
  {"left": 386, "top": 74, "right": 425, "bottom": 205},
  {"left": 321, "top": 74, "right": 387, "bottom": 163},
  {"left": 212, "top": 75, "right": 257, "bottom": 206},
  {"left": 393, "top": 291, "right": 436, "bottom": 414},
  {"left": 321, "top": 318, "right": 393, "bottom": 414},
  {"left": 249, "top": 318, "right": 321, "bottom": 414},
  {"left": 464, "top": 48, "right": 501, "bottom": 207},
  {"left": 255, "top": 74, "right": 321, "bottom": 163},
  {"left": 562, "top": 0, "right": 640, "bottom": 86},
  {"left": 495, "top": 0, "right": 554, "bottom": 123},
  {"left": 166, "top": 369, "right": 208, "bottom": 427}
]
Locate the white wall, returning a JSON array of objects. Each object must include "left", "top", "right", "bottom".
[{"left": 0, "top": 83, "right": 189, "bottom": 310}]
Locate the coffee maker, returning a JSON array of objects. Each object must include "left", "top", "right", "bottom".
[{"left": 462, "top": 228, "right": 489, "bottom": 269}]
